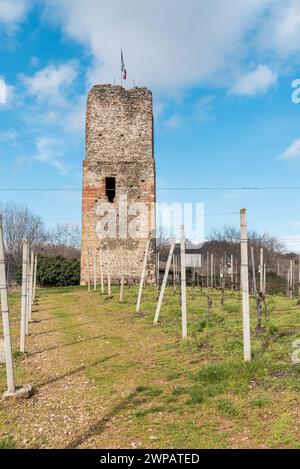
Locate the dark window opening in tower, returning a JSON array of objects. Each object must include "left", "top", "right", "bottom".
[{"left": 106, "top": 177, "right": 116, "bottom": 203}]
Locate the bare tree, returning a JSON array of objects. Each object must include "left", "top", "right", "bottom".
[
  {"left": 0, "top": 201, "right": 46, "bottom": 284},
  {"left": 43, "top": 223, "right": 81, "bottom": 259}
]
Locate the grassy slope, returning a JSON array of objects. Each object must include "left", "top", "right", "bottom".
[{"left": 0, "top": 285, "right": 299, "bottom": 448}]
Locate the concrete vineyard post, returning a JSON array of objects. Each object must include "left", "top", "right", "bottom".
[
  {"left": 33, "top": 254, "right": 37, "bottom": 303},
  {"left": 20, "top": 240, "right": 29, "bottom": 353},
  {"left": 136, "top": 237, "right": 151, "bottom": 313},
  {"left": 180, "top": 225, "right": 187, "bottom": 339},
  {"left": 250, "top": 246, "right": 257, "bottom": 295},
  {"left": 119, "top": 273, "right": 124, "bottom": 302},
  {"left": 107, "top": 250, "right": 111, "bottom": 297},
  {"left": 172, "top": 254, "right": 176, "bottom": 293},
  {"left": 99, "top": 248, "right": 104, "bottom": 294},
  {"left": 87, "top": 251, "right": 91, "bottom": 292},
  {"left": 25, "top": 244, "right": 30, "bottom": 335},
  {"left": 29, "top": 250, "right": 34, "bottom": 320},
  {"left": 206, "top": 252, "right": 209, "bottom": 288},
  {"left": 240, "top": 209, "right": 251, "bottom": 362},
  {"left": 299, "top": 255, "right": 300, "bottom": 298},
  {"left": 0, "top": 215, "right": 15, "bottom": 393},
  {"left": 259, "top": 248, "right": 263, "bottom": 293},
  {"left": 231, "top": 254, "right": 234, "bottom": 291},
  {"left": 93, "top": 254, "right": 97, "bottom": 291},
  {"left": 157, "top": 252, "right": 160, "bottom": 295},
  {"left": 154, "top": 238, "right": 176, "bottom": 325}
]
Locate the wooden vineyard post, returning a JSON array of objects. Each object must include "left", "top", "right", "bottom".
[
  {"left": 136, "top": 237, "right": 151, "bottom": 313},
  {"left": 180, "top": 225, "right": 187, "bottom": 339},
  {"left": 240, "top": 209, "right": 251, "bottom": 362},
  {"left": 154, "top": 238, "right": 176, "bottom": 325},
  {"left": 263, "top": 263, "right": 266, "bottom": 295},
  {"left": 20, "top": 240, "right": 28, "bottom": 353},
  {"left": 0, "top": 215, "right": 15, "bottom": 393}
]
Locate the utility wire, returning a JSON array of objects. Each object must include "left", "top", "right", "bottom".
[
  {"left": 250, "top": 209, "right": 300, "bottom": 223},
  {"left": 2, "top": 185, "right": 300, "bottom": 192}
]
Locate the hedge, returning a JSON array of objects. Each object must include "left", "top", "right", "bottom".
[{"left": 16, "top": 254, "right": 80, "bottom": 287}]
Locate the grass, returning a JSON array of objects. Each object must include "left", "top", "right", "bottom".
[
  {"left": 0, "top": 285, "right": 299, "bottom": 448},
  {"left": 0, "top": 435, "right": 15, "bottom": 449}
]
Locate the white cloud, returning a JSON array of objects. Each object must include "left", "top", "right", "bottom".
[
  {"left": 0, "top": 79, "right": 16, "bottom": 109},
  {"left": 64, "top": 95, "right": 86, "bottom": 132},
  {"left": 278, "top": 138, "right": 300, "bottom": 161},
  {"left": 0, "top": 0, "right": 29, "bottom": 24},
  {"left": 163, "top": 115, "right": 181, "bottom": 130},
  {"left": 30, "top": 56, "right": 40, "bottom": 68},
  {"left": 230, "top": 65, "right": 277, "bottom": 96},
  {"left": 21, "top": 61, "right": 78, "bottom": 106},
  {"left": 0, "top": 129, "right": 18, "bottom": 141},
  {"left": 194, "top": 95, "right": 215, "bottom": 122},
  {"left": 257, "top": 0, "right": 300, "bottom": 58},
  {"left": 18, "top": 137, "right": 70, "bottom": 175},
  {"left": 43, "top": 0, "right": 275, "bottom": 94}
]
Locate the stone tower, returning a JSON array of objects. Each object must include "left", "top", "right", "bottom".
[{"left": 81, "top": 85, "right": 156, "bottom": 285}]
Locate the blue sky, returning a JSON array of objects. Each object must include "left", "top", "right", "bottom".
[{"left": 1, "top": 0, "right": 300, "bottom": 251}]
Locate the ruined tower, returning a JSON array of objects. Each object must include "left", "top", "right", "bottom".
[{"left": 81, "top": 85, "right": 156, "bottom": 285}]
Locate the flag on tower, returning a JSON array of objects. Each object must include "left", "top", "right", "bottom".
[{"left": 121, "top": 49, "right": 127, "bottom": 80}]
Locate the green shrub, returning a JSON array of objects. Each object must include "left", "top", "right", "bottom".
[{"left": 16, "top": 254, "right": 80, "bottom": 287}]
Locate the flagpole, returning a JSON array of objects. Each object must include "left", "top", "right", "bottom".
[{"left": 120, "top": 47, "right": 123, "bottom": 87}]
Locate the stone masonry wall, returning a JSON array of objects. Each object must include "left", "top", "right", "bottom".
[{"left": 81, "top": 85, "right": 156, "bottom": 285}]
